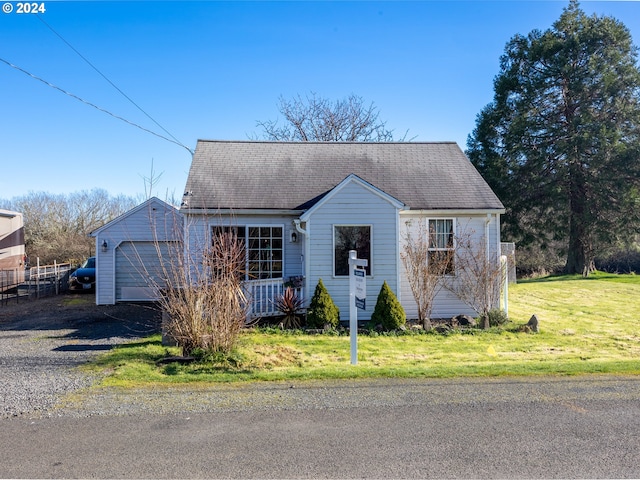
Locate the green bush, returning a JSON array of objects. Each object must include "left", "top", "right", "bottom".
[
  {"left": 487, "top": 308, "right": 510, "bottom": 327},
  {"left": 306, "top": 278, "right": 340, "bottom": 328},
  {"left": 370, "top": 281, "right": 406, "bottom": 331}
]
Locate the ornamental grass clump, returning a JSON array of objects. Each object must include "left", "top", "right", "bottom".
[
  {"left": 370, "top": 281, "right": 406, "bottom": 331},
  {"left": 306, "top": 278, "right": 340, "bottom": 329}
]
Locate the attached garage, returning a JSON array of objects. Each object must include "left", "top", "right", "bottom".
[
  {"left": 90, "top": 197, "right": 182, "bottom": 305},
  {"left": 115, "top": 240, "right": 176, "bottom": 301}
]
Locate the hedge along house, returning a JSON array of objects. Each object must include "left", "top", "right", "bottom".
[
  {"left": 91, "top": 197, "right": 182, "bottom": 305},
  {"left": 180, "top": 140, "right": 505, "bottom": 322}
]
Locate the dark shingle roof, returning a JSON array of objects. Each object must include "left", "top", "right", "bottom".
[{"left": 182, "top": 140, "right": 504, "bottom": 211}]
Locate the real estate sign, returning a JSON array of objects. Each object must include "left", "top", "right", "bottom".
[
  {"left": 354, "top": 268, "right": 366, "bottom": 310},
  {"left": 348, "top": 250, "right": 368, "bottom": 366}
]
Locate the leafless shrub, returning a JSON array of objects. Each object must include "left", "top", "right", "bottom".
[
  {"left": 113, "top": 207, "right": 249, "bottom": 358},
  {"left": 444, "top": 229, "right": 505, "bottom": 329},
  {"left": 401, "top": 219, "right": 455, "bottom": 330},
  {"left": 158, "top": 227, "right": 248, "bottom": 356}
]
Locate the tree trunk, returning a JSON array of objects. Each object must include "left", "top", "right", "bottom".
[
  {"left": 422, "top": 316, "right": 432, "bottom": 331},
  {"left": 564, "top": 232, "right": 586, "bottom": 275},
  {"left": 564, "top": 159, "right": 594, "bottom": 276}
]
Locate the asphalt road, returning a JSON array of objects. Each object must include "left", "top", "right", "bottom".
[{"left": 1, "top": 376, "right": 639, "bottom": 479}]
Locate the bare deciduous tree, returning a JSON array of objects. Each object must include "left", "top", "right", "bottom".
[
  {"left": 1, "top": 190, "right": 136, "bottom": 265},
  {"left": 256, "top": 93, "right": 408, "bottom": 142},
  {"left": 445, "top": 229, "right": 505, "bottom": 329},
  {"left": 401, "top": 219, "right": 455, "bottom": 330}
]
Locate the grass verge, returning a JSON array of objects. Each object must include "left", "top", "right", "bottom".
[{"left": 84, "top": 272, "right": 640, "bottom": 386}]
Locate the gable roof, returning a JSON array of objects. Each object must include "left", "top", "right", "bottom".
[
  {"left": 182, "top": 140, "right": 504, "bottom": 212},
  {"left": 90, "top": 197, "right": 178, "bottom": 236},
  {"left": 300, "top": 174, "right": 405, "bottom": 222}
]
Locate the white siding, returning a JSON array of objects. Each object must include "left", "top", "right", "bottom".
[
  {"left": 305, "top": 181, "right": 400, "bottom": 322},
  {"left": 399, "top": 213, "right": 502, "bottom": 320},
  {"left": 94, "top": 198, "right": 181, "bottom": 305}
]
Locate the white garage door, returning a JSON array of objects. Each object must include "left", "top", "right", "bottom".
[{"left": 115, "top": 241, "right": 175, "bottom": 301}]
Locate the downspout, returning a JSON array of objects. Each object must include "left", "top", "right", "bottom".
[
  {"left": 293, "top": 219, "right": 310, "bottom": 302},
  {"left": 485, "top": 214, "right": 491, "bottom": 265},
  {"left": 485, "top": 214, "right": 492, "bottom": 314},
  {"left": 395, "top": 209, "right": 401, "bottom": 303},
  {"left": 497, "top": 212, "right": 508, "bottom": 315}
]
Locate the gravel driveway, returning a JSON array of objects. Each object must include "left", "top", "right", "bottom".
[{"left": 0, "top": 295, "right": 160, "bottom": 418}]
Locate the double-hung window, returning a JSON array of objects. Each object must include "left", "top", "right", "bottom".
[
  {"left": 212, "top": 225, "right": 283, "bottom": 280},
  {"left": 334, "top": 225, "right": 371, "bottom": 276},
  {"left": 428, "top": 219, "right": 455, "bottom": 274}
]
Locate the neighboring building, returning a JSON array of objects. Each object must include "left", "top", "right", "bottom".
[
  {"left": 0, "top": 209, "right": 26, "bottom": 290},
  {"left": 91, "top": 197, "right": 181, "bottom": 305},
  {"left": 0, "top": 209, "right": 25, "bottom": 270},
  {"left": 179, "top": 140, "right": 505, "bottom": 321}
]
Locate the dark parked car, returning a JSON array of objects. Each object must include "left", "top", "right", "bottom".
[{"left": 69, "top": 257, "right": 96, "bottom": 291}]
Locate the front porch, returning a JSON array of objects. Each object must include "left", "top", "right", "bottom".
[{"left": 245, "top": 277, "right": 305, "bottom": 319}]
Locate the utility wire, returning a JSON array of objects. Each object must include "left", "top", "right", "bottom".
[
  {"left": 0, "top": 56, "right": 193, "bottom": 154},
  {"left": 36, "top": 16, "right": 191, "bottom": 153}
]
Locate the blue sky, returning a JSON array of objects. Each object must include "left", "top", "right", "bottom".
[{"left": 1, "top": 1, "right": 639, "bottom": 201}]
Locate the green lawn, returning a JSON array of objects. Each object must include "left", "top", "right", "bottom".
[{"left": 86, "top": 272, "right": 640, "bottom": 386}]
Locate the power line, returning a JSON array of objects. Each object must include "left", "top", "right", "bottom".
[
  {"left": 0, "top": 56, "right": 194, "bottom": 154},
  {"left": 36, "top": 15, "right": 191, "bottom": 153}
]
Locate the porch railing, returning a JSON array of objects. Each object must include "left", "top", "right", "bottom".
[{"left": 244, "top": 277, "right": 305, "bottom": 319}]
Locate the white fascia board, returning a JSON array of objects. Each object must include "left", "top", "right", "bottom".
[
  {"left": 181, "top": 209, "right": 304, "bottom": 216},
  {"left": 400, "top": 208, "right": 506, "bottom": 216},
  {"left": 0, "top": 209, "right": 21, "bottom": 218}
]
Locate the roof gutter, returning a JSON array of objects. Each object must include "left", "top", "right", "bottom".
[
  {"left": 400, "top": 208, "right": 505, "bottom": 216},
  {"left": 180, "top": 208, "right": 305, "bottom": 216},
  {"left": 293, "top": 219, "right": 307, "bottom": 237}
]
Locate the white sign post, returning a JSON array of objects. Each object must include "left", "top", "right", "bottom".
[{"left": 348, "top": 250, "right": 368, "bottom": 365}]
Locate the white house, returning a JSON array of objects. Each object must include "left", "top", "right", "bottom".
[
  {"left": 91, "top": 197, "right": 182, "bottom": 305},
  {"left": 179, "top": 140, "right": 505, "bottom": 321}
]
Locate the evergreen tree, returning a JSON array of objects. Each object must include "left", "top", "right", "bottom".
[
  {"left": 467, "top": 0, "right": 640, "bottom": 275},
  {"left": 370, "top": 281, "right": 406, "bottom": 331},
  {"left": 306, "top": 278, "right": 340, "bottom": 328}
]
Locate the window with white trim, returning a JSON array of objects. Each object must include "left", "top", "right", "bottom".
[
  {"left": 334, "top": 225, "right": 371, "bottom": 276},
  {"left": 212, "top": 225, "right": 283, "bottom": 280},
  {"left": 248, "top": 226, "right": 283, "bottom": 279},
  {"left": 428, "top": 219, "right": 455, "bottom": 274}
]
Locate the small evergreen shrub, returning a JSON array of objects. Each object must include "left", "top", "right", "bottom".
[
  {"left": 306, "top": 278, "right": 340, "bottom": 328},
  {"left": 487, "top": 308, "right": 510, "bottom": 327},
  {"left": 370, "top": 281, "right": 406, "bottom": 331}
]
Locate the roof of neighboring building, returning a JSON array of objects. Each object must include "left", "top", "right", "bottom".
[{"left": 181, "top": 140, "right": 504, "bottom": 211}]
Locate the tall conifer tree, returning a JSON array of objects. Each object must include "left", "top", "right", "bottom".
[{"left": 468, "top": 0, "right": 640, "bottom": 275}]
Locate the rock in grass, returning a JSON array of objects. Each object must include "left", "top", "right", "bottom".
[{"left": 453, "top": 314, "right": 476, "bottom": 327}]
